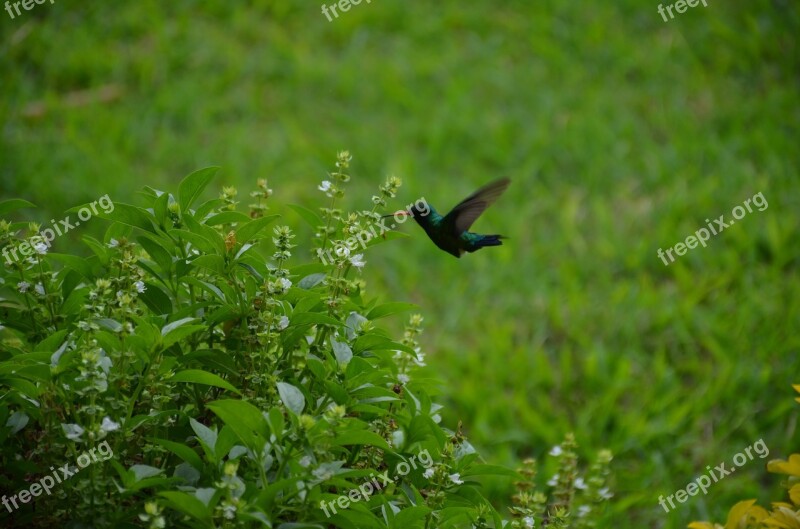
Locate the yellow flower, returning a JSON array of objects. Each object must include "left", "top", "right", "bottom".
[
  {"left": 690, "top": 500, "right": 769, "bottom": 529},
  {"left": 791, "top": 484, "right": 800, "bottom": 506},
  {"left": 768, "top": 454, "right": 800, "bottom": 477},
  {"left": 764, "top": 505, "right": 800, "bottom": 528}
]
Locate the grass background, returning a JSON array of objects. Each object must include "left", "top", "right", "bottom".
[{"left": 1, "top": 0, "right": 799, "bottom": 526}]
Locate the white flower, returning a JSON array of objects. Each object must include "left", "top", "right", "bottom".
[
  {"left": 349, "top": 253, "right": 366, "bottom": 269},
  {"left": 299, "top": 455, "right": 313, "bottom": 468},
  {"left": 34, "top": 283, "right": 45, "bottom": 296},
  {"left": 17, "top": 281, "right": 30, "bottom": 293},
  {"left": 334, "top": 246, "right": 350, "bottom": 258},
  {"left": 33, "top": 242, "right": 48, "bottom": 255},
  {"left": 318, "top": 180, "right": 334, "bottom": 197},
  {"left": 62, "top": 423, "right": 85, "bottom": 441},
  {"left": 278, "top": 278, "right": 292, "bottom": 290},
  {"left": 448, "top": 473, "right": 463, "bottom": 485},
  {"left": 398, "top": 374, "right": 410, "bottom": 384},
  {"left": 577, "top": 505, "right": 591, "bottom": 518},
  {"left": 574, "top": 476, "right": 587, "bottom": 489},
  {"left": 100, "top": 416, "right": 120, "bottom": 432},
  {"left": 0, "top": 322, "right": 5, "bottom": 331},
  {"left": 107, "top": 238, "right": 119, "bottom": 248},
  {"left": 549, "top": 445, "right": 563, "bottom": 457},
  {"left": 599, "top": 487, "right": 613, "bottom": 499},
  {"left": 423, "top": 468, "right": 435, "bottom": 479},
  {"left": 277, "top": 316, "right": 290, "bottom": 331},
  {"left": 134, "top": 280, "right": 146, "bottom": 293},
  {"left": 547, "top": 473, "right": 559, "bottom": 486},
  {"left": 413, "top": 349, "right": 427, "bottom": 367},
  {"left": 523, "top": 516, "right": 535, "bottom": 528}
]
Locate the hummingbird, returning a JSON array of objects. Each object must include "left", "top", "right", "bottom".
[{"left": 390, "top": 177, "right": 511, "bottom": 257}]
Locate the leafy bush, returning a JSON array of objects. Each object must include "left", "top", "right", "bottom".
[{"left": 0, "top": 152, "right": 612, "bottom": 528}]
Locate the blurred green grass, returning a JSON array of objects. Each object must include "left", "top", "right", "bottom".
[{"left": 1, "top": 1, "right": 799, "bottom": 526}]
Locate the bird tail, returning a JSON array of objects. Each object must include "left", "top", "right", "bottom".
[{"left": 468, "top": 234, "right": 505, "bottom": 252}]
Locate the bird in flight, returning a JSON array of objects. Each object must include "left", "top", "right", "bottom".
[{"left": 391, "top": 177, "right": 510, "bottom": 257}]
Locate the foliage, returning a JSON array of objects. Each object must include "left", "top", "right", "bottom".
[{"left": 0, "top": 156, "right": 613, "bottom": 528}]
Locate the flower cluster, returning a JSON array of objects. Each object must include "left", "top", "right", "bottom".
[
  {"left": 249, "top": 178, "right": 273, "bottom": 218},
  {"left": 507, "top": 433, "right": 613, "bottom": 529}
]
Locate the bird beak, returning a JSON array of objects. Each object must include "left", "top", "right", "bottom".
[{"left": 382, "top": 210, "right": 410, "bottom": 218}]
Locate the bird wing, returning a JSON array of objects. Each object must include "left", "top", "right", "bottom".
[{"left": 442, "top": 177, "right": 511, "bottom": 233}]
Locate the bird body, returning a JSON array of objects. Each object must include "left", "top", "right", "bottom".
[{"left": 399, "top": 178, "right": 510, "bottom": 257}]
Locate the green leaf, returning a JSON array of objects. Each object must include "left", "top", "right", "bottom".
[
  {"left": 353, "top": 335, "right": 415, "bottom": 355},
  {"left": 94, "top": 318, "right": 123, "bottom": 332},
  {"left": 277, "top": 382, "right": 306, "bottom": 415},
  {"left": 237, "top": 261, "right": 263, "bottom": 281},
  {"left": 298, "top": 273, "right": 326, "bottom": 289},
  {"left": 367, "top": 302, "right": 418, "bottom": 320},
  {"left": 207, "top": 399, "right": 270, "bottom": 450},
  {"left": 0, "top": 377, "right": 41, "bottom": 397},
  {"left": 346, "top": 312, "right": 369, "bottom": 339},
  {"left": 35, "top": 330, "right": 69, "bottom": 352},
  {"left": 90, "top": 202, "right": 156, "bottom": 233},
  {"left": 267, "top": 408, "right": 285, "bottom": 441},
  {"left": 179, "top": 167, "right": 219, "bottom": 213},
  {"left": 159, "top": 491, "right": 213, "bottom": 524},
  {"left": 190, "top": 255, "right": 226, "bottom": 274},
  {"left": 6, "top": 411, "right": 29, "bottom": 434},
  {"left": 161, "top": 317, "right": 197, "bottom": 336},
  {"left": 179, "top": 349, "right": 239, "bottom": 378},
  {"left": 235, "top": 214, "right": 280, "bottom": 244},
  {"left": 331, "top": 430, "right": 391, "bottom": 451},
  {"left": 169, "top": 229, "right": 217, "bottom": 254},
  {"left": 81, "top": 235, "right": 109, "bottom": 263},
  {"left": 138, "top": 282, "right": 173, "bottom": 315},
  {"left": 163, "top": 325, "right": 205, "bottom": 348},
  {"left": 172, "top": 369, "right": 241, "bottom": 395},
  {"left": 0, "top": 199, "right": 36, "bottom": 216},
  {"left": 289, "top": 312, "right": 343, "bottom": 328},
  {"left": 393, "top": 505, "right": 433, "bottom": 527},
  {"left": 153, "top": 438, "right": 204, "bottom": 471},
  {"left": 205, "top": 211, "right": 252, "bottom": 226},
  {"left": 190, "top": 418, "right": 217, "bottom": 458},
  {"left": 137, "top": 235, "right": 174, "bottom": 272},
  {"left": 161, "top": 317, "right": 204, "bottom": 348},
  {"left": 130, "top": 464, "right": 163, "bottom": 482},
  {"left": 331, "top": 336, "right": 353, "bottom": 365},
  {"left": 288, "top": 204, "right": 323, "bottom": 229}
]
